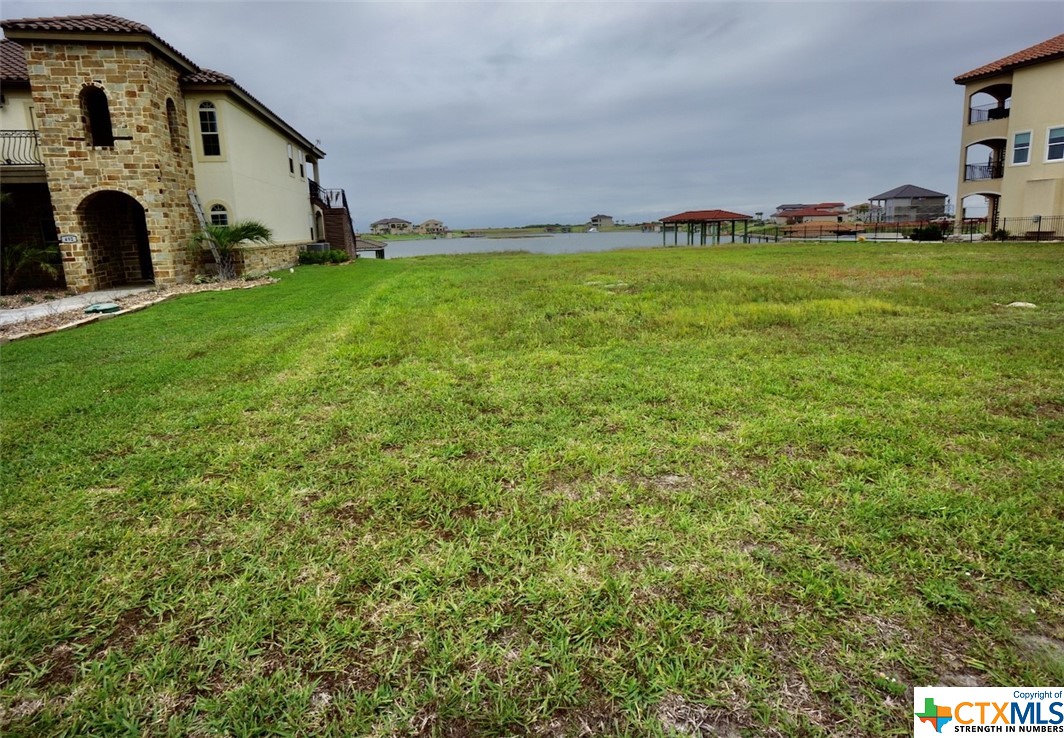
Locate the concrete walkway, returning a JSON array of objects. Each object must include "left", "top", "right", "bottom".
[{"left": 0, "top": 286, "right": 154, "bottom": 326}]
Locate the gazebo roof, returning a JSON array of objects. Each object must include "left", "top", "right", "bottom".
[{"left": 661, "top": 209, "right": 751, "bottom": 223}]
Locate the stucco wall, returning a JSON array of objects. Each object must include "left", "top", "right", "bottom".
[
  {"left": 1000, "top": 58, "right": 1064, "bottom": 219},
  {"left": 186, "top": 93, "right": 315, "bottom": 245},
  {"left": 0, "top": 87, "right": 36, "bottom": 129}
]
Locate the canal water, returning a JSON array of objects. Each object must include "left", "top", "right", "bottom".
[{"left": 379, "top": 230, "right": 742, "bottom": 259}]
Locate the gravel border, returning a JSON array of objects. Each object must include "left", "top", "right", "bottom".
[{"left": 0, "top": 278, "right": 277, "bottom": 344}]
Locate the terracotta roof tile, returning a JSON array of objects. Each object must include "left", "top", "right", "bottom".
[
  {"left": 661, "top": 209, "right": 751, "bottom": 223},
  {"left": 0, "top": 14, "right": 151, "bottom": 34},
  {"left": 955, "top": 33, "right": 1064, "bottom": 83},
  {"left": 0, "top": 38, "right": 28, "bottom": 82},
  {"left": 1, "top": 14, "right": 324, "bottom": 156},
  {"left": 181, "top": 68, "right": 235, "bottom": 84},
  {"left": 783, "top": 208, "right": 845, "bottom": 218},
  {"left": 1, "top": 13, "right": 199, "bottom": 73}
]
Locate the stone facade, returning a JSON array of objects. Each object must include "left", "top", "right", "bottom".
[
  {"left": 235, "top": 243, "right": 301, "bottom": 275},
  {"left": 22, "top": 40, "right": 200, "bottom": 292}
]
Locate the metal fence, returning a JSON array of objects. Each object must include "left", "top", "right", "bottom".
[
  {"left": 999, "top": 216, "right": 1063, "bottom": 241},
  {"left": 738, "top": 218, "right": 1062, "bottom": 243},
  {"left": 739, "top": 220, "right": 989, "bottom": 243}
]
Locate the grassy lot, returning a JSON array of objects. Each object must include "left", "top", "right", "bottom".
[{"left": 2, "top": 242, "right": 1062, "bottom": 736}]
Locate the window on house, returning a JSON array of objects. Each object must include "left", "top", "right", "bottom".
[
  {"left": 1048, "top": 127, "right": 1064, "bottom": 162},
  {"left": 80, "top": 86, "right": 114, "bottom": 147},
  {"left": 166, "top": 98, "right": 180, "bottom": 151},
  {"left": 1012, "top": 132, "right": 1031, "bottom": 165},
  {"left": 210, "top": 204, "right": 229, "bottom": 226},
  {"left": 298, "top": 150, "right": 305, "bottom": 179},
  {"left": 287, "top": 143, "right": 294, "bottom": 174},
  {"left": 199, "top": 102, "right": 221, "bottom": 156}
]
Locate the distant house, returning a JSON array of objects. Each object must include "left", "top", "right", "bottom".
[
  {"left": 868, "top": 185, "right": 948, "bottom": 222},
  {"left": 770, "top": 202, "right": 846, "bottom": 224},
  {"left": 414, "top": 219, "right": 446, "bottom": 236},
  {"left": 588, "top": 214, "right": 614, "bottom": 229},
  {"left": 370, "top": 218, "right": 412, "bottom": 235},
  {"left": 954, "top": 33, "right": 1064, "bottom": 231}
]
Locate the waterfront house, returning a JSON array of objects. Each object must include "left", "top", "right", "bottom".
[
  {"left": 0, "top": 14, "right": 354, "bottom": 293},
  {"left": 769, "top": 202, "right": 846, "bottom": 224},
  {"left": 370, "top": 218, "right": 413, "bottom": 235},
  {"left": 954, "top": 33, "right": 1064, "bottom": 235},
  {"left": 868, "top": 185, "right": 948, "bottom": 223},
  {"left": 414, "top": 219, "right": 446, "bottom": 236},
  {"left": 588, "top": 214, "right": 614, "bottom": 229}
]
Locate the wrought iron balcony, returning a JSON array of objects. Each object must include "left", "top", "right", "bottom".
[
  {"left": 309, "top": 179, "right": 349, "bottom": 210},
  {"left": 1, "top": 130, "right": 43, "bottom": 165},
  {"left": 969, "top": 103, "right": 1010, "bottom": 124},
  {"left": 965, "top": 162, "right": 1004, "bottom": 181}
]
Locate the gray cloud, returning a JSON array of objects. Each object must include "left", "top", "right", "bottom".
[{"left": 4, "top": 1, "right": 1058, "bottom": 227}]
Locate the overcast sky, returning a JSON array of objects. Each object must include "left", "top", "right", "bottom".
[{"left": 4, "top": 1, "right": 1061, "bottom": 228}]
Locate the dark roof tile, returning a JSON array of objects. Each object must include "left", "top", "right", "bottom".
[{"left": 869, "top": 184, "right": 948, "bottom": 200}]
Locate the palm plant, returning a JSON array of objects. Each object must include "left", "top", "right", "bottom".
[{"left": 190, "top": 220, "right": 273, "bottom": 280}]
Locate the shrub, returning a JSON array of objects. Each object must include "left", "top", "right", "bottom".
[
  {"left": 188, "top": 221, "right": 273, "bottom": 280},
  {"left": 298, "top": 249, "right": 349, "bottom": 265},
  {"left": 909, "top": 225, "right": 943, "bottom": 241}
]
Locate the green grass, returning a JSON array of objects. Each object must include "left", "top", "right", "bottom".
[{"left": 2, "top": 242, "right": 1062, "bottom": 736}]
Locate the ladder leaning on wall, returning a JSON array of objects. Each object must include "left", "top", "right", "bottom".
[{"left": 187, "top": 190, "right": 207, "bottom": 229}]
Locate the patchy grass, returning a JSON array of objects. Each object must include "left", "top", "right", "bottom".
[{"left": 1, "top": 241, "right": 1062, "bottom": 736}]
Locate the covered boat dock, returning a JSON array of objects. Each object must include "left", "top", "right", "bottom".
[{"left": 661, "top": 209, "right": 753, "bottom": 246}]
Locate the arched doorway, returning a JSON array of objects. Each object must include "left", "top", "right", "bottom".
[
  {"left": 77, "top": 191, "right": 154, "bottom": 290},
  {"left": 314, "top": 209, "right": 325, "bottom": 241}
]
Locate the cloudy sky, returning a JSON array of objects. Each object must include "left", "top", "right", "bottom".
[{"left": 4, "top": 1, "right": 1061, "bottom": 228}]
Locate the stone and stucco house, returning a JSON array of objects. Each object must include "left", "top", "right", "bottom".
[
  {"left": 0, "top": 14, "right": 354, "bottom": 293},
  {"left": 414, "top": 219, "right": 446, "bottom": 236},
  {"left": 954, "top": 33, "right": 1064, "bottom": 232},
  {"left": 588, "top": 214, "right": 613, "bottom": 229},
  {"left": 370, "top": 218, "right": 412, "bottom": 235}
]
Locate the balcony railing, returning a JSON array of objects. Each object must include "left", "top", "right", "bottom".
[
  {"left": 0, "top": 130, "right": 43, "bottom": 165},
  {"left": 965, "top": 162, "right": 1004, "bottom": 181},
  {"left": 309, "top": 179, "right": 349, "bottom": 210},
  {"left": 969, "top": 103, "right": 1010, "bottom": 124}
]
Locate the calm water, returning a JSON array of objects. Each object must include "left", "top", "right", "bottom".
[{"left": 379, "top": 230, "right": 742, "bottom": 259}]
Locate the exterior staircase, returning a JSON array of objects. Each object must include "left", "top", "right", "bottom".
[{"left": 309, "top": 180, "right": 357, "bottom": 257}]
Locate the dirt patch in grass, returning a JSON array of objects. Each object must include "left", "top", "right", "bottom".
[
  {"left": 105, "top": 606, "right": 151, "bottom": 652},
  {"left": 35, "top": 644, "right": 77, "bottom": 688},
  {"left": 655, "top": 693, "right": 744, "bottom": 737},
  {"left": 534, "top": 697, "right": 629, "bottom": 736},
  {"left": 330, "top": 501, "right": 372, "bottom": 525}
]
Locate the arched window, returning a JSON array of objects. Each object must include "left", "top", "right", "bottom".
[
  {"left": 80, "top": 86, "right": 114, "bottom": 147},
  {"left": 209, "top": 204, "right": 229, "bottom": 226},
  {"left": 165, "top": 98, "right": 180, "bottom": 151},
  {"left": 199, "top": 102, "right": 221, "bottom": 156}
]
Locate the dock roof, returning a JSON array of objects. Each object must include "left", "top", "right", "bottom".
[{"left": 661, "top": 209, "right": 751, "bottom": 223}]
